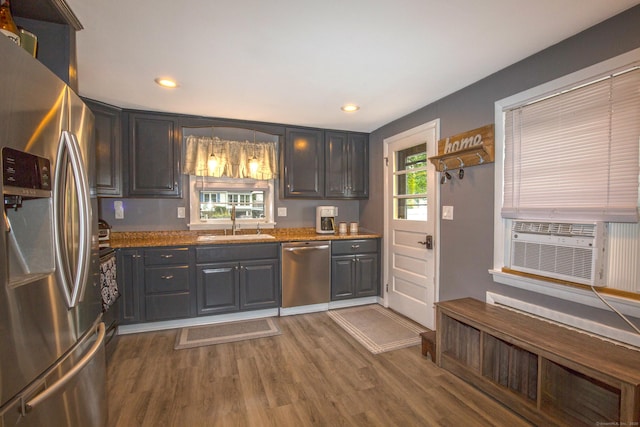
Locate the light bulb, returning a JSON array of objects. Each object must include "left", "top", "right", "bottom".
[
  {"left": 208, "top": 154, "right": 217, "bottom": 171},
  {"left": 249, "top": 157, "right": 259, "bottom": 174}
]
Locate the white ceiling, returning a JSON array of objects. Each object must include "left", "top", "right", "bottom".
[{"left": 67, "top": 0, "right": 639, "bottom": 133}]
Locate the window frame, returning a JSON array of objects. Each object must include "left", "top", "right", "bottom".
[{"left": 491, "top": 48, "right": 640, "bottom": 316}]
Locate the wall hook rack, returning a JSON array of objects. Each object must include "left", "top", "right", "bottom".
[{"left": 429, "top": 124, "right": 494, "bottom": 172}]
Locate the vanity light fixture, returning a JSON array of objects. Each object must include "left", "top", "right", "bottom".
[
  {"left": 341, "top": 104, "right": 360, "bottom": 113},
  {"left": 154, "top": 77, "right": 179, "bottom": 88}
]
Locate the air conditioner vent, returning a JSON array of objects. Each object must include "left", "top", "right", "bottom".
[
  {"left": 509, "top": 221, "right": 606, "bottom": 286},
  {"left": 512, "top": 221, "right": 596, "bottom": 237}
]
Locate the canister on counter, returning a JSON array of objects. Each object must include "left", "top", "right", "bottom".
[
  {"left": 338, "top": 222, "right": 347, "bottom": 234},
  {"left": 349, "top": 222, "right": 359, "bottom": 234}
]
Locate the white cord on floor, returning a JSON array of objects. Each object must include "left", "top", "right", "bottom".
[{"left": 590, "top": 286, "right": 640, "bottom": 335}]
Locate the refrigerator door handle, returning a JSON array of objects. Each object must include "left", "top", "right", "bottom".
[
  {"left": 23, "top": 322, "right": 106, "bottom": 413},
  {"left": 53, "top": 130, "right": 92, "bottom": 308}
]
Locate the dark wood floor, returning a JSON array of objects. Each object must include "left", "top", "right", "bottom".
[{"left": 106, "top": 311, "right": 532, "bottom": 426}]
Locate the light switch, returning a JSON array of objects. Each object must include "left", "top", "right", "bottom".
[
  {"left": 114, "top": 200, "right": 124, "bottom": 219},
  {"left": 177, "top": 207, "right": 186, "bottom": 218},
  {"left": 278, "top": 207, "right": 287, "bottom": 217},
  {"left": 442, "top": 205, "right": 453, "bottom": 220}
]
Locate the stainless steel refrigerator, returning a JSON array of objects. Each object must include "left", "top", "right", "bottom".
[{"left": 0, "top": 36, "right": 107, "bottom": 426}]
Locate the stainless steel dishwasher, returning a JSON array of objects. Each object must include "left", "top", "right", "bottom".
[{"left": 281, "top": 241, "right": 331, "bottom": 309}]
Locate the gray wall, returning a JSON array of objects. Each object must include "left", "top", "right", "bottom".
[
  {"left": 361, "top": 6, "right": 640, "bottom": 323},
  {"left": 98, "top": 183, "right": 361, "bottom": 232}
]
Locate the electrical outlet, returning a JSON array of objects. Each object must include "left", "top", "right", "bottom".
[
  {"left": 114, "top": 200, "right": 124, "bottom": 219},
  {"left": 177, "top": 207, "right": 185, "bottom": 218},
  {"left": 278, "top": 207, "right": 287, "bottom": 217}
]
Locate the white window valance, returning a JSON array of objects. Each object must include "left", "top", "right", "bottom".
[
  {"left": 502, "top": 66, "right": 640, "bottom": 222},
  {"left": 183, "top": 135, "right": 278, "bottom": 180}
]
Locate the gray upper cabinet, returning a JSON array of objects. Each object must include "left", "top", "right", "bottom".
[
  {"left": 126, "top": 112, "right": 182, "bottom": 198},
  {"left": 283, "top": 127, "right": 369, "bottom": 199},
  {"left": 283, "top": 128, "right": 324, "bottom": 198},
  {"left": 84, "top": 99, "right": 122, "bottom": 197},
  {"left": 325, "top": 132, "right": 369, "bottom": 199}
]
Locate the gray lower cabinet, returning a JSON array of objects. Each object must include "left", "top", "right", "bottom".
[
  {"left": 196, "top": 243, "right": 280, "bottom": 316},
  {"left": 143, "top": 247, "right": 192, "bottom": 321},
  {"left": 196, "top": 262, "right": 239, "bottom": 315},
  {"left": 331, "top": 239, "right": 379, "bottom": 300},
  {"left": 117, "top": 246, "right": 193, "bottom": 324},
  {"left": 117, "top": 248, "right": 143, "bottom": 324}
]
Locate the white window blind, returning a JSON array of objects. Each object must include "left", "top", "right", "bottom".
[{"left": 502, "top": 66, "right": 640, "bottom": 222}]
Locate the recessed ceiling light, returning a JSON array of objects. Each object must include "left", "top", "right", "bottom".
[
  {"left": 154, "top": 77, "right": 179, "bottom": 88},
  {"left": 341, "top": 104, "right": 360, "bottom": 112}
]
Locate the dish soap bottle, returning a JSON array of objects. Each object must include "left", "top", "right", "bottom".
[{"left": 0, "top": 0, "right": 20, "bottom": 46}]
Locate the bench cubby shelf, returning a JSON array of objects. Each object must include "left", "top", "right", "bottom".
[{"left": 436, "top": 298, "right": 640, "bottom": 426}]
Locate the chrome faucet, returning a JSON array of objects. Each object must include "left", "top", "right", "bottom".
[{"left": 230, "top": 203, "right": 237, "bottom": 235}]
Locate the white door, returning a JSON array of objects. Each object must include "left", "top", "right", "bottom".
[{"left": 383, "top": 121, "right": 439, "bottom": 329}]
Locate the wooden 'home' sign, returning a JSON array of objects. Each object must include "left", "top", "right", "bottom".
[{"left": 429, "top": 124, "right": 495, "bottom": 172}]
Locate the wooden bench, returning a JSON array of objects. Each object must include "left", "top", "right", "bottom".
[{"left": 436, "top": 297, "right": 640, "bottom": 426}]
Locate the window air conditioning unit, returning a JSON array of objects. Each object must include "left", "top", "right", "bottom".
[{"left": 509, "top": 221, "right": 607, "bottom": 287}]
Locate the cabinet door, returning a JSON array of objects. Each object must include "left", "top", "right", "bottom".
[
  {"left": 355, "top": 254, "right": 378, "bottom": 297},
  {"left": 240, "top": 259, "right": 279, "bottom": 310},
  {"left": 145, "top": 293, "right": 190, "bottom": 321},
  {"left": 283, "top": 128, "right": 324, "bottom": 198},
  {"left": 127, "top": 112, "right": 181, "bottom": 197},
  {"left": 325, "top": 131, "right": 369, "bottom": 199},
  {"left": 196, "top": 262, "right": 239, "bottom": 315},
  {"left": 331, "top": 255, "right": 355, "bottom": 300},
  {"left": 85, "top": 99, "right": 122, "bottom": 196},
  {"left": 116, "top": 249, "right": 143, "bottom": 324},
  {"left": 325, "top": 131, "right": 348, "bottom": 198},
  {"left": 347, "top": 133, "right": 369, "bottom": 198}
]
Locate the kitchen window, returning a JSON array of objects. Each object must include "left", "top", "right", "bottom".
[
  {"left": 183, "top": 127, "right": 278, "bottom": 230},
  {"left": 188, "top": 175, "right": 275, "bottom": 230}
]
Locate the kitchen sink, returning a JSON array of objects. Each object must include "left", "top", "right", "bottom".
[{"left": 196, "top": 234, "right": 276, "bottom": 242}]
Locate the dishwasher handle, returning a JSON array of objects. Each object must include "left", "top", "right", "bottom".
[{"left": 284, "top": 245, "right": 330, "bottom": 252}]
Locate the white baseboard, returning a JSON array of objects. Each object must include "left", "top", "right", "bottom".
[{"left": 117, "top": 308, "right": 279, "bottom": 335}]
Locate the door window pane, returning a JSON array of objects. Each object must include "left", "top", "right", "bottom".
[{"left": 394, "top": 144, "right": 428, "bottom": 220}]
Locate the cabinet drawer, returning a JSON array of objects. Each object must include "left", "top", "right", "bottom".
[
  {"left": 332, "top": 239, "right": 377, "bottom": 255},
  {"left": 144, "top": 248, "right": 189, "bottom": 265},
  {"left": 145, "top": 293, "right": 190, "bottom": 321},
  {"left": 196, "top": 243, "right": 279, "bottom": 263},
  {"left": 145, "top": 265, "right": 190, "bottom": 293}
]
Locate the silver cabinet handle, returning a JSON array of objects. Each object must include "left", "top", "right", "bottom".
[
  {"left": 351, "top": 244, "right": 360, "bottom": 249},
  {"left": 25, "top": 322, "right": 106, "bottom": 412},
  {"left": 160, "top": 254, "right": 174, "bottom": 258},
  {"left": 161, "top": 275, "right": 174, "bottom": 280}
]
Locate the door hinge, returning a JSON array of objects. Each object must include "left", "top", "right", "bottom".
[
  {"left": 386, "top": 283, "right": 389, "bottom": 292},
  {"left": 384, "top": 157, "right": 389, "bottom": 167}
]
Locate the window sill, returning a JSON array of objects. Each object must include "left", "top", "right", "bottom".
[{"left": 489, "top": 269, "right": 640, "bottom": 318}]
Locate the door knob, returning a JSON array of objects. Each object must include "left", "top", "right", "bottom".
[{"left": 418, "top": 235, "right": 434, "bottom": 249}]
